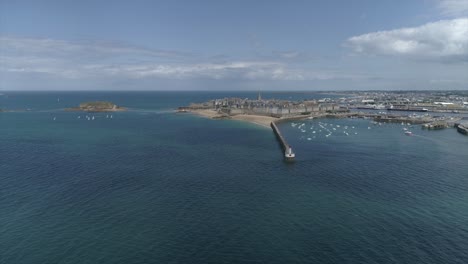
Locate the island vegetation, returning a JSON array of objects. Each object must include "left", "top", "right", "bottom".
[{"left": 65, "top": 101, "right": 126, "bottom": 112}]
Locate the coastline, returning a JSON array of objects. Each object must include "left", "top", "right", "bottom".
[
  {"left": 64, "top": 107, "right": 127, "bottom": 112},
  {"left": 231, "top": 114, "right": 279, "bottom": 128},
  {"left": 186, "top": 109, "right": 279, "bottom": 128}
]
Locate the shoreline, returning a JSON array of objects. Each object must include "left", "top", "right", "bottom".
[
  {"left": 64, "top": 107, "right": 127, "bottom": 112},
  {"left": 185, "top": 109, "right": 279, "bottom": 128},
  {"left": 183, "top": 109, "right": 331, "bottom": 128}
]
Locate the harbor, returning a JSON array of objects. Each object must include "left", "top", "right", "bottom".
[{"left": 177, "top": 93, "right": 468, "bottom": 161}]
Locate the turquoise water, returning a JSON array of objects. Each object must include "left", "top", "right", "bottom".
[{"left": 1, "top": 92, "right": 468, "bottom": 264}]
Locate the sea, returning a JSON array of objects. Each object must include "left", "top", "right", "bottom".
[{"left": 1, "top": 91, "right": 468, "bottom": 264}]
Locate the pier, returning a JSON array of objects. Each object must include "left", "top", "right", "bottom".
[
  {"left": 271, "top": 121, "right": 295, "bottom": 161},
  {"left": 456, "top": 123, "right": 468, "bottom": 135}
]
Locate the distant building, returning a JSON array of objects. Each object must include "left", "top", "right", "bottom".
[
  {"left": 434, "top": 102, "right": 454, "bottom": 106},
  {"left": 361, "top": 99, "right": 375, "bottom": 104}
]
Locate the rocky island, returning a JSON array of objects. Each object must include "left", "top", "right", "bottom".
[{"left": 66, "top": 101, "right": 126, "bottom": 112}]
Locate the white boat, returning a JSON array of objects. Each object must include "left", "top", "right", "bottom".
[
  {"left": 375, "top": 104, "right": 386, "bottom": 110},
  {"left": 405, "top": 131, "right": 413, "bottom": 136}
]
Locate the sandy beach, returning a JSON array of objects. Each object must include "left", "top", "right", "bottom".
[
  {"left": 188, "top": 109, "right": 278, "bottom": 128},
  {"left": 230, "top": 114, "right": 279, "bottom": 128},
  {"left": 189, "top": 109, "right": 224, "bottom": 118}
]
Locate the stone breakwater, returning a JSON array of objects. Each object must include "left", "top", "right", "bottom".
[{"left": 457, "top": 124, "right": 468, "bottom": 135}]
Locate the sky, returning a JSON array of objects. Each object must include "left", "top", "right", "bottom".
[{"left": 0, "top": 0, "right": 467, "bottom": 91}]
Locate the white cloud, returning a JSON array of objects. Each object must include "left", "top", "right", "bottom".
[
  {"left": 0, "top": 36, "right": 356, "bottom": 82},
  {"left": 438, "top": 0, "right": 468, "bottom": 17},
  {"left": 0, "top": 36, "right": 189, "bottom": 60},
  {"left": 345, "top": 18, "right": 468, "bottom": 61},
  {"left": 80, "top": 61, "right": 346, "bottom": 81}
]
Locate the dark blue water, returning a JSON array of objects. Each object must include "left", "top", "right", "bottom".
[{"left": 1, "top": 92, "right": 468, "bottom": 264}]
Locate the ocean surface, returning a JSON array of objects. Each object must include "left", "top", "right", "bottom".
[{"left": 1, "top": 91, "right": 468, "bottom": 264}]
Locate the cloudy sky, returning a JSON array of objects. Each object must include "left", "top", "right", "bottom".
[{"left": 1, "top": 0, "right": 467, "bottom": 90}]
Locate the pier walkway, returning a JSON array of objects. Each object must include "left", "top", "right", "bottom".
[{"left": 271, "top": 122, "right": 295, "bottom": 161}]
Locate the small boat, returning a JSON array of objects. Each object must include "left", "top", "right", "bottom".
[{"left": 405, "top": 131, "right": 413, "bottom": 136}]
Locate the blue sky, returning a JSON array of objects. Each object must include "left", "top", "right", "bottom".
[{"left": 1, "top": 0, "right": 467, "bottom": 90}]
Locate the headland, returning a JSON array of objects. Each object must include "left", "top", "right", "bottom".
[
  {"left": 188, "top": 108, "right": 279, "bottom": 128},
  {"left": 177, "top": 94, "right": 339, "bottom": 128},
  {"left": 177, "top": 91, "right": 468, "bottom": 137}
]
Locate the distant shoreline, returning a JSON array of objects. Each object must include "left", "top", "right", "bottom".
[
  {"left": 185, "top": 109, "right": 279, "bottom": 128},
  {"left": 181, "top": 109, "right": 333, "bottom": 128},
  {"left": 64, "top": 101, "right": 127, "bottom": 112},
  {"left": 64, "top": 107, "right": 127, "bottom": 112}
]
